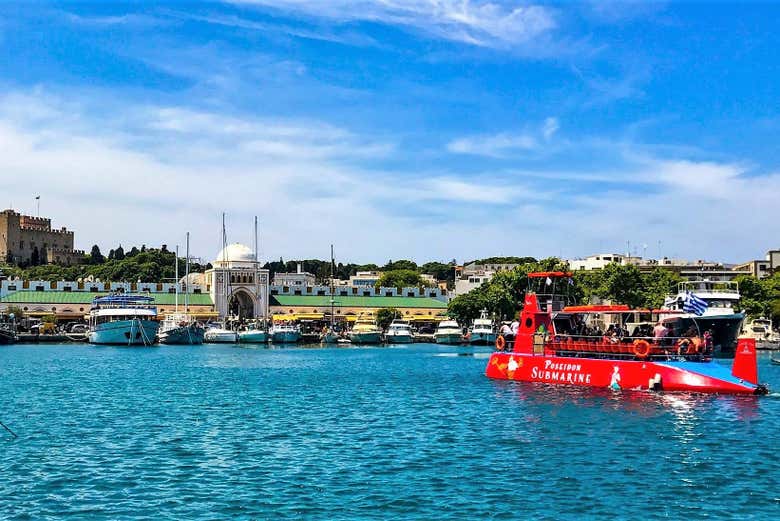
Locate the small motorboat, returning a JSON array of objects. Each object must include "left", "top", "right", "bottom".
[{"left": 770, "top": 358, "right": 780, "bottom": 366}]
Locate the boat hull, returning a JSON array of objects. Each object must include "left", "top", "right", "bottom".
[
  {"left": 204, "top": 330, "right": 238, "bottom": 343},
  {"left": 469, "top": 332, "right": 496, "bottom": 346},
  {"left": 0, "top": 329, "right": 17, "bottom": 344},
  {"left": 385, "top": 333, "right": 413, "bottom": 344},
  {"left": 159, "top": 325, "right": 205, "bottom": 345},
  {"left": 89, "top": 320, "right": 159, "bottom": 345},
  {"left": 435, "top": 333, "right": 463, "bottom": 345},
  {"left": 349, "top": 332, "right": 382, "bottom": 344},
  {"left": 271, "top": 331, "right": 300, "bottom": 343},
  {"left": 320, "top": 332, "right": 340, "bottom": 344},
  {"left": 485, "top": 352, "right": 763, "bottom": 395},
  {"left": 239, "top": 331, "right": 269, "bottom": 343}
]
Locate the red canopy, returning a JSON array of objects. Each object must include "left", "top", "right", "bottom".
[
  {"left": 527, "top": 271, "right": 573, "bottom": 278},
  {"left": 563, "top": 305, "right": 631, "bottom": 313}
]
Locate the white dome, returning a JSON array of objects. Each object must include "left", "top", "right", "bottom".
[{"left": 214, "top": 243, "right": 256, "bottom": 264}]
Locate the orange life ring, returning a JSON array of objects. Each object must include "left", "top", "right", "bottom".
[
  {"left": 633, "top": 339, "right": 651, "bottom": 359},
  {"left": 495, "top": 335, "right": 506, "bottom": 351}
]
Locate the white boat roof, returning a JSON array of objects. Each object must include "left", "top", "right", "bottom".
[{"left": 90, "top": 308, "right": 156, "bottom": 317}]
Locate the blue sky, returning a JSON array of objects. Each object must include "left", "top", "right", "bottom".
[{"left": 1, "top": 1, "right": 778, "bottom": 264}]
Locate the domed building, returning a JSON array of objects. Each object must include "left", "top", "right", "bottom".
[{"left": 205, "top": 243, "right": 269, "bottom": 320}]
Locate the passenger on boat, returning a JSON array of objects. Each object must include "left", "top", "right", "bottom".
[
  {"left": 653, "top": 322, "right": 669, "bottom": 342},
  {"left": 499, "top": 323, "right": 512, "bottom": 337},
  {"left": 510, "top": 319, "right": 520, "bottom": 335}
]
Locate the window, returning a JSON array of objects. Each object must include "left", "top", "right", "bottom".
[
  {"left": 8, "top": 285, "right": 16, "bottom": 291},
  {"left": 63, "top": 286, "right": 72, "bottom": 292},
  {"left": 19, "top": 241, "right": 23, "bottom": 249},
  {"left": 35, "top": 286, "right": 44, "bottom": 292},
  {"left": 363, "top": 291, "right": 371, "bottom": 296},
  {"left": 294, "top": 290, "right": 302, "bottom": 296},
  {"left": 194, "top": 289, "right": 202, "bottom": 294},
  {"left": 317, "top": 290, "right": 325, "bottom": 296},
  {"left": 339, "top": 290, "right": 348, "bottom": 296},
  {"left": 168, "top": 288, "right": 176, "bottom": 293},
  {"left": 385, "top": 291, "right": 392, "bottom": 296},
  {"left": 90, "top": 287, "right": 98, "bottom": 292}
]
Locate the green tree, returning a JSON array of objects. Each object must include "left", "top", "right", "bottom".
[
  {"left": 114, "top": 245, "right": 125, "bottom": 261},
  {"left": 447, "top": 258, "right": 569, "bottom": 323},
  {"left": 376, "top": 308, "right": 402, "bottom": 330},
  {"left": 420, "top": 261, "right": 457, "bottom": 283},
  {"left": 89, "top": 245, "right": 105, "bottom": 264},
  {"left": 383, "top": 259, "right": 418, "bottom": 271},
  {"left": 375, "top": 269, "right": 430, "bottom": 289},
  {"left": 30, "top": 246, "right": 40, "bottom": 266}
]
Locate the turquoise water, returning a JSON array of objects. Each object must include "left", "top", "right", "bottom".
[{"left": 2, "top": 343, "right": 780, "bottom": 520}]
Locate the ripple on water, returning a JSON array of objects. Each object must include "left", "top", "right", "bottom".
[{"left": 1, "top": 345, "right": 780, "bottom": 520}]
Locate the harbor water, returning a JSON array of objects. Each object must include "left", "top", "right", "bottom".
[{"left": 2, "top": 343, "right": 780, "bottom": 520}]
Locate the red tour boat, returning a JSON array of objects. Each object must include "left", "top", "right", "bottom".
[{"left": 486, "top": 272, "right": 768, "bottom": 395}]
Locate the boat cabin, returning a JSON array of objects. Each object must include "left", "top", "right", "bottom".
[{"left": 509, "top": 273, "right": 711, "bottom": 361}]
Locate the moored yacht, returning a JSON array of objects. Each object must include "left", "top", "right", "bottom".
[
  {"left": 434, "top": 320, "right": 463, "bottom": 345},
  {"left": 660, "top": 280, "right": 745, "bottom": 357},
  {"left": 743, "top": 317, "right": 779, "bottom": 349},
  {"left": 204, "top": 323, "right": 238, "bottom": 343},
  {"left": 270, "top": 323, "right": 301, "bottom": 343},
  {"left": 159, "top": 233, "right": 205, "bottom": 345},
  {"left": 159, "top": 313, "right": 205, "bottom": 345},
  {"left": 385, "top": 320, "right": 413, "bottom": 344},
  {"left": 238, "top": 320, "right": 269, "bottom": 343},
  {"left": 468, "top": 310, "right": 496, "bottom": 346},
  {"left": 349, "top": 316, "right": 383, "bottom": 345},
  {"left": 88, "top": 294, "right": 159, "bottom": 345}
]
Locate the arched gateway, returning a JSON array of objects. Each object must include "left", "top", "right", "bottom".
[{"left": 206, "top": 243, "right": 269, "bottom": 320}]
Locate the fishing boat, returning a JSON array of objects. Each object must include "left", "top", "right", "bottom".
[
  {"left": 485, "top": 272, "right": 768, "bottom": 395},
  {"left": 349, "top": 315, "right": 382, "bottom": 345},
  {"left": 660, "top": 280, "right": 745, "bottom": 357},
  {"left": 742, "top": 317, "right": 779, "bottom": 349},
  {"left": 204, "top": 324, "right": 238, "bottom": 343},
  {"left": 434, "top": 320, "right": 463, "bottom": 345},
  {"left": 159, "top": 235, "right": 205, "bottom": 345},
  {"left": 270, "top": 323, "right": 301, "bottom": 343},
  {"left": 87, "top": 294, "right": 159, "bottom": 345},
  {"left": 238, "top": 320, "right": 269, "bottom": 343},
  {"left": 468, "top": 310, "right": 496, "bottom": 346},
  {"left": 385, "top": 320, "right": 413, "bottom": 344}
]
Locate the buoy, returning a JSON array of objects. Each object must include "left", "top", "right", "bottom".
[{"left": 495, "top": 335, "right": 506, "bottom": 351}]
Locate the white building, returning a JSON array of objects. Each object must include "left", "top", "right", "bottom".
[
  {"left": 272, "top": 263, "right": 316, "bottom": 287},
  {"left": 349, "top": 271, "right": 381, "bottom": 287},
  {"left": 205, "top": 243, "right": 269, "bottom": 319}
]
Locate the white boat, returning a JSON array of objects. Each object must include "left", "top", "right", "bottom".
[
  {"left": 661, "top": 280, "right": 745, "bottom": 357},
  {"left": 320, "top": 327, "right": 340, "bottom": 344},
  {"left": 349, "top": 316, "right": 383, "bottom": 344},
  {"left": 270, "top": 323, "right": 301, "bottom": 343},
  {"left": 469, "top": 310, "right": 496, "bottom": 346},
  {"left": 204, "top": 325, "right": 238, "bottom": 343},
  {"left": 159, "top": 313, "right": 205, "bottom": 345},
  {"left": 385, "top": 320, "right": 413, "bottom": 344},
  {"left": 434, "top": 320, "right": 463, "bottom": 345},
  {"left": 238, "top": 321, "right": 269, "bottom": 343},
  {"left": 743, "top": 317, "right": 779, "bottom": 349},
  {"left": 87, "top": 294, "right": 159, "bottom": 345}
]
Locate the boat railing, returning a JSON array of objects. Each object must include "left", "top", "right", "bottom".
[{"left": 543, "top": 333, "right": 712, "bottom": 361}]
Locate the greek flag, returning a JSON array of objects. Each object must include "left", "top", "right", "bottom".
[{"left": 683, "top": 291, "right": 708, "bottom": 316}]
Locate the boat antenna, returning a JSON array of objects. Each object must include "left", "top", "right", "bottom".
[
  {"left": 0, "top": 420, "right": 18, "bottom": 439},
  {"left": 222, "top": 212, "right": 229, "bottom": 321}
]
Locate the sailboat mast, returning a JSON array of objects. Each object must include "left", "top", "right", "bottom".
[
  {"left": 185, "top": 232, "right": 190, "bottom": 312},
  {"left": 330, "top": 244, "right": 335, "bottom": 327},
  {"left": 174, "top": 245, "right": 179, "bottom": 312},
  {"left": 254, "top": 215, "right": 259, "bottom": 319},
  {"left": 222, "top": 212, "right": 228, "bottom": 319}
]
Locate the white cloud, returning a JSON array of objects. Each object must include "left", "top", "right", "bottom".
[
  {"left": 1, "top": 90, "right": 778, "bottom": 265},
  {"left": 447, "top": 117, "right": 560, "bottom": 157},
  {"left": 231, "top": 0, "right": 557, "bottom": 48}
]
